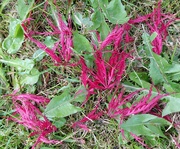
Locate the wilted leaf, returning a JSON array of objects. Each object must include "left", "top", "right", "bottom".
[{"left": 121, "top": 114, "right": 170, "bottom": 138}]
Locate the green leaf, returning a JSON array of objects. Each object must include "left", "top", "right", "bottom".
[
  {"left": 73, "top": 12, "right": 93, "bottom": 28},
  {"left": 20, "top": 68, "right": 40, "bottom": 85},
  {"left": 84, "top": 54, "right": 94, "bottom": 68},
  {"left": 53, "top": 117, "right": 66, "bottom": 128},
  {"left": 17, "top": 0, "right": 35, "bottom": 20},
  {"left": 73, "top": 12, "right": 83, "bottom": 26},
  {"left": 142, "top": 31, "right": 170, "bottom": 85},
  {"left": 73, "top": 85, "right": 87, "bottom": 102},
  {"left": 121, "top": 114, "right": 170, "bottom": 138},
  {"left": 33, "top": 49, "right": 46, "bottom": 61},
  {"left": 101, "top": 0, "right": 129, "bottom": 24},
  {"left": 44, "top": 36, "right": 56, "bottom": 48},
  {"left": 12, "top": 75, "right": 20, "bottom": 90},
  {"left": 73, "top": 32, "right": 93, "bottom": 53},
  {"left": 45, "top": 91, "right": 82, "bottom": 118},
  {"left": 0, "top": 58, "right": 34, "bottom": 73},
  {"left": 98, "top": 19, "right": 110, "bottom": 40},
  {"left": 152, "top": 53, "right": 170, "bottom": 72},
  {"left": 149, "top": 58, "right": 164, "bottom": 85},
  {"left": 90, "top": 10, "right": 103, "bottom": 29},
  {"left": 129, "top": 72, "right": 152, "bottom": 89},
  {"left": 150, "top": 32, "right": 158, "bottom": 42},
  {"left": 165, "top": 63, "right": 180, "bottom": 73},
  {"left": 89, "top": 0, "right": 99, "bottom": 8},
  {"left": 162, "top": 96, "right": 180, "bottom": 116},
  {"left": 2, "top": 19, "right": 24, "bottom": 54}
]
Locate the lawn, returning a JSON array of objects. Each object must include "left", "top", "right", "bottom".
[{"left": 0, "top": 0, "right": 180, "bottom": 149}]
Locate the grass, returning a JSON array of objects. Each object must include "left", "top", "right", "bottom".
[{"left": 0, "top": 0, "right": 180, "bottom": 149}]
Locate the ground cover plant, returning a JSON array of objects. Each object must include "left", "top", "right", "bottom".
[{"left": 0, "top": 0, "right": 180, "bottom": 148}]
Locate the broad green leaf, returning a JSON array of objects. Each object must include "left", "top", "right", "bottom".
[
  {"left": 165, "top": 63, "right": 180, "bottom": 73},
  {"left": 20, "top": 68, "right": 40, "bottom": 85},
  {"left": 89, "top": 0, "right": 99, "bottom": 8},
  {"left": 142, "top": 31, "right": 169, "bottom": 85},
  {"left": 0, "top": 58, "right": 34, "bottom": 72},
  {"left": 45, "top": 91, "right": 82, "bottom": 118},
  {"left": 163, "top": 83, "right": 175, "bottom": 93},
  {"left": 73, "top": 12, "right": 83, "bottom": 26},
  {"left": 129, "top": 72, "right": 152, "bottom": 89},
  {"left": 98, "top": 19, "right": 110, "bottom": 40},
  {"left": 101, "top": 0, "right": 129, "bottom": 24},
  {"left": 73, "top": 85, "right": 87, "bottom": 102},
  {"left": 149, "top": 58, "right": 164, "bottom": 85},
  {"left": 84, "top": 54, "right": 94, "bottom": 68},
  {"left": 121, "top": 114, "right": 170, "bottom": 138},
  {"left": 33, "top": 49, "right": 46, "bottom": 61},
  {"left": 150, "top": 32, "right": 158, "bottom": 42},
  {"left": 90, "top": 10, "right": 103, "bottom": 29},
  {"left": 162, "top": 96, "right": 180, "bottom": 116},
  {"left": 53, "top": 117, "right": 66, "bottom": 128},
  {"left": 2, "top": 19, "right": 24, "bottom": 54},
  {"left": 17, "top": 0, "right": 35, "bottom": 20},
  {"left": 152, "top": 53, "right": 170, "bottom": 72},
  {"left": 44, "top": 36, "right": 56, "bottom": 48},
  {"left": 73, "top": 12, "right": 93, "bottom": 28},
  {"left": 8, "top": 19, "right": 21, "bottom": 36},
  {"left": 167, "top": 80, "right": 180, "bottom": 92},
  {"left": 73, "top": 32, "right": 93, "bottom": 53},
  {"left": 171, "top": 72, "right": 180, "bottom": 81}
]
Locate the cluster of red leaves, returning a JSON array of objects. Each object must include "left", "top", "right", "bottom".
[
  {"left": 10, "top": 94, "right": 62, "bottom": 149},
  {"left": 22, "top": 12, "right": 73, "bottom": 65},
  {"left": 128, "top": 1, "right": 176, "bottom": 54},
  {"left": 9, "top": 1, "right": 179, "bottom": 148},
  {"left": 80, "top": 50, "right": 129, "bottom": 105},
  {"left": 72, "top": 1, "right": 177, "bottom": 147}
]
